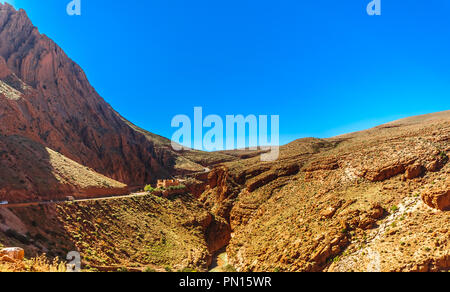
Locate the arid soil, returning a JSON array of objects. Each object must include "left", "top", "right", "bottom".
[
  {"left": 0, "top": 193, "right": 231, "bottom": 272},
  {"left": 0, "top": 135, "right": 128, "bottom": 203},
  {"left": 192, "top": 111, "right": 449, "bottom": 272},
  {"left": 0, "top": 3, "right": 448, "bottom": 272},
  {"left": 3, "top": 111, "right": 444, "bottom": 272}
]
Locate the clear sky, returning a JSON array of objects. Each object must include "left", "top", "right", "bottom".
[{"left": 4, "top": 0, "right": 450, "bottom": 148}]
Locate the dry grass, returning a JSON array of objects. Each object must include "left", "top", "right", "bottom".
[
  {"left": 47, "top": 147, "right": 127, "bottom": 190},
  {"left": 55, "top": 194, "right": 214, "bottom": 271},
  {"left": 0, "top": 255, "right": 66, "bottom": 272}
]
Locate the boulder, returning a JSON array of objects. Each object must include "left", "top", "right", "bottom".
[
  {"left": 320, "top": 207, "right": 337, "bottom": 219},
  {"left": 0, "top": 247, "right": 25, "bottom": 261},
  {"left": 358, "top": 215, "right": 377, "bottom": 230},
  {"left": 422, "top": 179, "right": 450, "bottom": 211},
  {"left": 422, "top": 189, "right": 450, "bottom": 211},
  {"left": 426, "top": 160, "right": 442, "bottom": 172},
  {"left": 0, "top": 255, "right": 16, "bottom": 263},
  {"left": 368, "top": 203, "right": 385, "bottom": 219},
  {"left": 405, "top": 164, "right": 424, "bottom": 179}
]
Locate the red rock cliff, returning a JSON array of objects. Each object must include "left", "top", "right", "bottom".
[{"left": 0, "top": 3, "right": 175, "bottom": 190}]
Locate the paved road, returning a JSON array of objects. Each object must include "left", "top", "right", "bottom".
[{"left": 0, "top": 192, "right": 149, "bottom": 209}]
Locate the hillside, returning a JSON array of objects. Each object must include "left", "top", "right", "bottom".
[
  {"left": 0, "top": 135, "right": 128, "bottom": 203},
  {"left": 0, "top": 2, "right": 448, "bottom": 273},
  {"left": 192, "top": 111, "right": 449, "bottom": 272},
  {"left": 0, "top": 3, "right": 232, "bottom": 202},
  {"left": 0, "top": 192, "right": 231, "bottom": 272},
  {"left": 0, "top": 111, "right": 448, "bottom": 272}
]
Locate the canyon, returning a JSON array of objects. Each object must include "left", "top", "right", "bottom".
[
  {"left": 0, "top": 3, "right": 448, "bottom": 272},
  {"left": 192, "top": 111, "right": 449, "bottom": 272}
]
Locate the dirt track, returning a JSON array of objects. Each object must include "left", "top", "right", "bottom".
[{"left": 0, "top": 192, "right": 149, "bottom": 209}]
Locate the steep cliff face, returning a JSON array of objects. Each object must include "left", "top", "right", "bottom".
[
  {"left": 0, "top": 3, "right": 236, "bottom": 202},
  {"left": 0, "top": 4, "right": 174, "bottom": 188}
]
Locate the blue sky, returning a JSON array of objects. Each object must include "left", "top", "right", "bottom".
[{"left": 4, "top": 0, "right": 450, "bottom": 148}]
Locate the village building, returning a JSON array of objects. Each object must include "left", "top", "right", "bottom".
[{"left": 156, "top": 179, "right": 180, "bottom": 189}]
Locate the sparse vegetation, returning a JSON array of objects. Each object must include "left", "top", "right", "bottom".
[
  {"left": 439, "top": 151, "right": 448, "bottom": 163},
  {"left": 144, "top": 185, "right": 155, "bottom": 193},
  {"left": 167, "top": 185, "right": 186, "bottom": 191},
  {"left": 54, "top": 194, "right": 214, "bottom": 271},
  {"left": 0, "top": 255, "right": 66, "bottom": 272}
]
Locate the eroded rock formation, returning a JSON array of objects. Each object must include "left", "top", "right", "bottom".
[{"left": 0, "top": 3, "right": 233, "bottom": 201}]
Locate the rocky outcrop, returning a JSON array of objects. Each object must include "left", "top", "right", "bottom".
[
  {"left": 206, "top": 217, "right": 232, "bottom": 255},
  {"left": 246, "top": 163, "right": 299, "bottom": 192},
  {"left": 0, "top": 247, "right": 24, "bottom": 262},
  {"left": 196, "top": 111, "right": 450, "bottom": 272},
  {"left": 401, "top": 254, "right": 450, "bottom": 272},
  {"left": 363, "top": 164, "right": 407, "bottom": 182},
  {"left": 422, "top": 178, "right": 450, "bottom": 211},
  {"left": 309, "top": 233, "right": 349, "bottom": 271},
  {"left": 405, "top": 164, "right": 425, "bottom": 179}
]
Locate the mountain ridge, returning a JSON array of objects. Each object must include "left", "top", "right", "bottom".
[{"left": 0, "top": 3, "right": 233, "bottom": 202}]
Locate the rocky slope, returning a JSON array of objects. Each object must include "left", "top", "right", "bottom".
[
  {"left": 0, "top": 135, "right": 128, "bottom": 203},
  {"left": 0, "top": 3, "right": 234, "bottom": 202},
  {"left": 193, "top": 111, "right": 449, "bottom": 272},
  {"left": 0, "top": 3, "right": 448, "bottom": 272},
  {"left": 0, "top": 193, "right": 228, "bottom": 272}
]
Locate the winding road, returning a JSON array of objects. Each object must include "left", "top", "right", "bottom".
[
  {"left": 0, "top": 192, "right": 149, "bottom": 209},
  {"left": 0, "top": 168, "right": 213, "bottom": 209}
]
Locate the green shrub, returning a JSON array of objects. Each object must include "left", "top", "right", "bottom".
[
  {"left": 439, "top": 151, "right": 449, "bottom": 163},
  {"left": 144, "top": 267, "right": 157, "bottom": 272},
  {"left": 167, "top": 185, "right": 186, "bottom": 191},
  {"left": 144, "top": 185, "right": 155, "bottom": 193}
]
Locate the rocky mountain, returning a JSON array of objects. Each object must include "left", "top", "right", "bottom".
[
  {"left": 3, "top": 110, "right": 446, "bottom": 273},
  {"left": 191, "top": 111, "right": 449, "bottom": 272},
  {"left": 0, "top": 3, "right": 448, "bottom": 273},
  {"left": 0, "top": 3, "right": 235, "bottom": 202}
]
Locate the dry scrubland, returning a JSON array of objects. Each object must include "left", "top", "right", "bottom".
[
  {"left": 194, "top": 111, "right": 450, "bottom": 272},
  {"left": 0, "top": 3, "right": 448, "bottom": 273},
  {"left": 0, "top": 193, "right": 228, "bottom": 272},
  {"left": 0, "top": 111, "right": 449, "bottom": 272}
]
